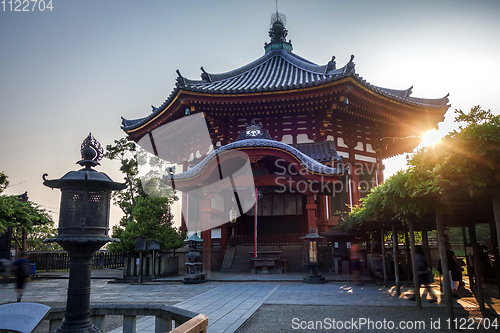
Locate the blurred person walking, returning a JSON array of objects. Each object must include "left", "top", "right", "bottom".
[
  {"left": 12, "top": 252, "right": 31, "bottom": 302},
  {"left": 415, "top": 245, "right": 438, "bottom": 303}
]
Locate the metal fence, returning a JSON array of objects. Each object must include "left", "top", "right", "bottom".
[{"left": 29, "top": 251, "right": 124, "bottom": 271}]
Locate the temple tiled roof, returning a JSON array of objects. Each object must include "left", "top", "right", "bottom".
[
  {"left": 121, "top": 14, "right": 449, "bottom": 133},
  {"left": 121, "top": 49, "right": 447, "bottom": 132},
  {"left": 291, "top": 141, "right": 341, "bottom": 163},
  {"left": 177, "top": 49, "right": 353, "bottom": 94}
]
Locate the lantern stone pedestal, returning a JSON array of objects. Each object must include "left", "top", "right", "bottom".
[
  {"left": 301, "top": 229, "right": 327, "bottom": 284},
  {"left": 43, "top": 134, "right": 126, "bottom": 333},
  {"left": 183, "top": 234, "right": 206, "bottom": 284},
  {"left": 303, "top": 262, "right": 326, "bottom": 284}
]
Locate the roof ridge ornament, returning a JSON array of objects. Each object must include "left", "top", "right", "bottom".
[
  {"left": 343, "top": 55, "right": 356, "bottom": 75},
  {"left": 200, "top": 67, "right": 211, "bottom": 82},
  {"left": 176, "top": 69, "right": 185, "bottom": 87},
  {"left": 327, "top": 56, "right": 336, "bottom": 71},
  {"left": 264, "top": 12, "right": 293, "bottom": 53},
  {"left": 235, "top": 120, "right": 273, "bottom": 141}
]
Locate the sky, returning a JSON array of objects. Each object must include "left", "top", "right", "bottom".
[{"left": 1, "top": 0, "right": 500, "bottom": 227}]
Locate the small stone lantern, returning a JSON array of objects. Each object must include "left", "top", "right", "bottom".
[
  {"left": 43, "top": 133, "right": 126, "bottom": 333},
  {"left": 183, "top": 234, "right": 205, "bottom": 284},
  {"left": 301, "top": 228, "right": 326, "bottom": 284}
]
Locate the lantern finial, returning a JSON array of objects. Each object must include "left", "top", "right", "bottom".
[{"left": 77, "top": 133, "right": 104, "bottom": 169}]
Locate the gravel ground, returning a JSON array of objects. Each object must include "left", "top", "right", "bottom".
[
  {"left": 235, "top": 305, "right": 499, "bottom": 333},
  {"left": 33, "top": 312, "right": 141, "bottom": 333}
]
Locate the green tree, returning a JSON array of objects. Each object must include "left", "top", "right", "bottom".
[
  {"left": 0, "top": 172, "right": 59, "bottom": 250},
  {"left": 0, "top": 171, "right": 9, "bottom": 193},
  {"left": 340, "top": 106, "right": 500, "bottom": 232},
  {"left": 25, "top": 220, "right": 62, "bottom": 251},
  {"left": 105, "top": 138, "right": 184, "bottom": 253},
  {"left": 0, "top": 195, "right": 54, "bottom": 249}
]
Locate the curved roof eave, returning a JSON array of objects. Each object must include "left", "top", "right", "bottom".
[
  {"left": 354, "top": 75, "right": 449, "bottom": 108},
  {"left": 122, "top": 51, "right": 449, "bottom": 133},
  {"left": 170, "top": 138, "right": 343, "bottom": 182}
]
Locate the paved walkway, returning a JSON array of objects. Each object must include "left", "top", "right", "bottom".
[
  {"left": 106, "top": 280, "right": 495, "bottom": 333},
  {"left": 1, "top": 270, "right": 498, "bottom": 333}
]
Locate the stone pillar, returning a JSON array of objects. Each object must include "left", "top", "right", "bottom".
[{"left": 306, "top": 194, "right": 317, "bottom": 232}]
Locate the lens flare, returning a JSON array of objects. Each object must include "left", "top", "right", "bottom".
[{"left": 419, "top": 129, "right": 442, "bottom": 147}]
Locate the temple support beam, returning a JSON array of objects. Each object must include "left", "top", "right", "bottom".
[
  {"left": 408, "top": 220, "right": 421, "bottom": 309},
  {"left": 436, "top": 213, "right": 454, "bottom": 320},
  {"left": 493, "top": 194, "right": 500, "bottom": 288},
  {"left": 469, "top": 223, "right": 485, "bottom": 311},
  {"left": 380, "top": 225, "right": 387, "bottom": 287},
  {"left": 392, "top": 225, "right": 401, "bottom": 296}
]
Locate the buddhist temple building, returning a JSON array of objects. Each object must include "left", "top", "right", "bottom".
[{"left": 121, "top": 13, "right": 450, "bottom": 272}]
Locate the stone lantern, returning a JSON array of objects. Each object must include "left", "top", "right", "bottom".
[
  {"left": 43, "top": 133, "right": 127, "bottom": 333},
  {"left": 183, "top": 234, "right": 205, "bottom": 284},
  {"left": 301, "top": 228, "right": 326, "bottom": 284}
]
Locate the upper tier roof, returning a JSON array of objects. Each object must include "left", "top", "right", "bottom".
[
  {"left": 122, "top": 14, "right": 449, "bottom": 133},
  {"left": 177, "top": 50, "right": 355, "bottom": 94}
]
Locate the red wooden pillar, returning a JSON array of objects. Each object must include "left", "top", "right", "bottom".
[
  {"left": 316, "top": 195, "right": 327, "bottom": 233},
  {"left": 376, "top": 149, "right": 384, "bottom": 185},
  {"left": 306, "top": 194, "right": 317, "bottom": 232},
  {"left": 346, "top": 141, "right": 359, "bottom": 206},
  {"left": 220, "top": 223, "right": 230, "bottom": 264},
  {"left": 317, "top": 195, "right": 327, "bottom": 221},
  {"left": 200, "top": 197, "right": 212, "bottom": 273},
  {"left": 180, "top": 161, "right": 189, "bottom": 232},
  {"left": 180, "top": 192, "right": 187, "bottom": 232}
]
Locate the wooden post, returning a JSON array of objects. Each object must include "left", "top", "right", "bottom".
[
  {"left": 493, "top": 194, "right": 500, "bottom": 260},
  {"left": 469, "top": 223, "right": 485, "bottom": 311},
  {"left": 201, "top": 197, "right": 212, "bottom": 273},
  {"left": 462, "top": 227, "right": 474, "bottom": 290},
  {"left": 492, "top": 194, "right": 500, "bottom": 296},
  {"left": 220, "top": 223, "right": 229, "bottom": 264},
  {"left": 408, "top": 220, "right": 421, "bottom": 309},
  {"left": 422, "top": 229, "right": 431, "bottom": 270},
  {"left": 201, "top": 230, "right": 211, "bottom": 274},
  {"left": 392, "top": 225, "right": 401, "bottom": 296},
  {"left": 489, "top": 221, "right": 500, "bottom": 297},
  {"left": 404, "top": 231, "right": 411, "bottom": 281},
  {"left": 380, "top": 226, "right": 387, "bottom": 287},
  {"left": 436, "top": 213, "right": 454, "bottom": 319}
]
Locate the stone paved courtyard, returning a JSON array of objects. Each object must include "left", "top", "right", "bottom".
[{"left": 1, "top": 269, "right": 499, "bottom": 332}]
